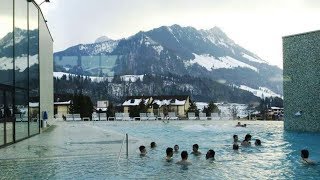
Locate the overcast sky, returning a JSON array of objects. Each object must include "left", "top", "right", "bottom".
[{"left": 36, "top": 0, "right": 320, "bottom": 69}]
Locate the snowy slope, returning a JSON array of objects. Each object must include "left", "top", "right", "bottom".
[
  {"left": 195, "top": 102, "right": 249, "bottom": 118},
  {"left": 236, "top": 85, "right": 282, "bottom": 98},
  {"left": 186, "top": 53, "right": 258, "bottom": 72}
]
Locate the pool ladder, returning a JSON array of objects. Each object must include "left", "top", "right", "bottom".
[{"left": 117, "top": 133, "right": 128, "bottom": 165}]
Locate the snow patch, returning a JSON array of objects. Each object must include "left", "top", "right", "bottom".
[
  {"left": 236, "top": 85, "right": 282, "bottom": 99},
  {"left": 195, "top": 102, "right": 249, "bottom": 118},
  {"left": 188, "top": 54, "right": 258, "bottom": 72},
  {"left": 153, "top": 45, "right": 163, "bottom": 55},
  {"left": 92, "top": 41, "right": 118, "bottom": 54},
  {"left": 242, "top": 53, "right": 268, "bottom": 64}
]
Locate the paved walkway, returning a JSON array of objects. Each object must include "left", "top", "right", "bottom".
[{"left": 0, "top": 120, "right": 140, "bottom": 161}]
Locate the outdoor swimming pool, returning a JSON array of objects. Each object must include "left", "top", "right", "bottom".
[{"left": 0, "top": 120, "right": 319, "bottom": 179}]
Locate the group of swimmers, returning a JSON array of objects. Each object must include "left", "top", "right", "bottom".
[
  {"left": 138, "top": 134, "right": 317, "bottom": 165},
  {"left": 232, "top": 134, "right": 261, "bottom": 150},
  {"left": 236, "top": 122, "right": 247, "bottom": 127},
  {"left": 139, "top": 142, "right": 215, "bottom": 165}
]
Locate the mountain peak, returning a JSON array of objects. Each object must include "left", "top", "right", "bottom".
[{"left": 95, "top": 36, "right": 112, "bottom": 43}]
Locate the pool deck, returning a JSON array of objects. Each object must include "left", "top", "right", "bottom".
[{"left": 0, "top": 119, "right": 140, "bottom": 161}]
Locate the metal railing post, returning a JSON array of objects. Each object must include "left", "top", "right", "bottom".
[{"left": 126, "top": 133, "right": 128, "bottom": 158}]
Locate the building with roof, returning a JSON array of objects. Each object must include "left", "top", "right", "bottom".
[
  {"left": 283, "top": 30, "right": 320, "bottom": 132},
  {"left": 54, "top": 101, "right": 71, "bottom": 118},
  {"left": 0, "top": 0, "right": 53, "bottom": 148},
  {"left": 123, "top": 95, "right": 190, "bottom": 117}
]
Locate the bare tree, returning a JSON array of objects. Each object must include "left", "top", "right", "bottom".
[{"left": 229, "top": 105, "right": 239, "bottom": 120}]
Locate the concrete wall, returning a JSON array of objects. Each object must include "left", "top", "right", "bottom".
[
  {"left": 283, "top": 30, "right": 320, "bottom": 132},
  {"left": 57, "top": 106, "right": 69, "bottom": 117},
  {"left": 39, "top": 13, "right": 54, "bottom": 121}
]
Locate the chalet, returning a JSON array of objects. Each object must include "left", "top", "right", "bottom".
[
  {"left": 123, "top": 95, "right": 190, "bottom": 117},
  {"left": 54, "top": 101, "right": 71, "bottom": 118}
]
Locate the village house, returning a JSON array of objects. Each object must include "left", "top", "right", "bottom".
[
  {"left": 122, "top": 95, "right": 190, "bottom": 118},
  {"left": 267, "top": 106, "right": 284, "bottom": 120},
  {"left": 54, "top": 101, "right": 71, "bottom": 118}
]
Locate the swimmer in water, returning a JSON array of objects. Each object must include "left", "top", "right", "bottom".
[
  {"left": 191, "top": 144, "right": 202, "bottom": 156},
  {"left": 206, "top": 149, "right": 215, "bottom": 160},
  {"left": 139, "top": 145, "right": 147, "bottom": 156},
  {"left": 254, "top": 139, "right": 261, "bottom": 146},
  {"left": 174, "top": 144, "right": 179, "bottom": 153},
  {"left": 236, "top": 122, "right": 242, "bottom": 127},
  {"left": 241, "top": 134, "right": 252, "bottom": 147},
  {"left": 165, "top": 147, "right": 174, "bottom": 162},
  {"left": 233, "top": 134, "right": 240, "bottom": 143},
  {"left": 301, "top": 149, "right": 316, "bottom": 165},
  {"left": 176, "top": 151, "right": 192, "bottom": 165},
  {"left": 151, "top": 142, "right": 157, "bottom": 148}
]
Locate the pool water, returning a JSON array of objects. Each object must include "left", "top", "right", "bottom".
[
  {"left": 101, "top": 121, "right": 320, "bottom": 179},
  {"left": 0, "top": 121, "right": 319, "bottom": 179}
]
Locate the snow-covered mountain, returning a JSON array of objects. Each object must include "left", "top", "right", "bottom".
[
  {"left": 95, "top": 36, "right": 112, "bottom": 43},
  {"left": 54, "top": 24, "right": 283, "bottom": 96}
]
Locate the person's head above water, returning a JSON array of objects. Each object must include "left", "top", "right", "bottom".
[
  {"left": 139, "top": 145, "right": 146, "bottom": 154},
  {"left": 255, "top": 139, "right": 261, "bottom": 146},
  {"left": 174, "top": 144, "right": 179, "bottom": 152},
  {"left": 233, "top": 134, "right": 238, "bottom": 141},
  {"left": 150, "top": 142, "right": 156, "bottom": 148},
  {"left": 206, "top": 149, "right": 215, "bottom": 160},
  {"left": 192, "top": 144, "right": 199, "bottom": 152},
  {"left": 244, "top": 134, "right": 252, "bottom": 141},
  {"left": 166, "top": 147, "right": 173, "bottom": 157},
  {"left": 181, "top": 151, "right": 188, "bottom": 160},
  {"left": 301, "top": 149, "right": 309, "bottom": 159}
]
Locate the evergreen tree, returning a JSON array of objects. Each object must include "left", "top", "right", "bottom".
[
  {"left": 187, "top": 101, "right": 199, "bottom": 116},
  {"left": 203, "top": 101, "right": 219, "bottom": 116},
  {"left": 106, "top": 102, "right": 115, "bottom": 118}
]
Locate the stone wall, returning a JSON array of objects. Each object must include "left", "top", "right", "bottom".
[{"left": 283, "top": 30, "right": 320, "bottom": 132}]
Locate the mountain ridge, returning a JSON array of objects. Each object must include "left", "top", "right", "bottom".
[{"left": 52, "top": 24, "right": 283, "bottom": 97}]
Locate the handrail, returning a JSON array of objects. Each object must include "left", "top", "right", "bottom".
[{"left": 117, "top": 133, "right": 128, "bottom": 165}]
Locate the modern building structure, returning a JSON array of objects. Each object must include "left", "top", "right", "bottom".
[
  {"left": 0, "top": 0, "right": 53, "bottom": 148},
  {"left": 283, "top": 30, "right": 320, "bottom": 132}
]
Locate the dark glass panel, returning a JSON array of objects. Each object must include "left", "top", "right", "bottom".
[
  {"left": 29, "top": 3, "right": 39, "bottom": 136},
  {"left": 14, "top": 89, "right": 28, "bottom": 141},
  {"left": 14, "top": 0, "right": 28, "bottom": 89},
  {"left": 0, "top": 0, "right": 14, "bottom": 86},
  {"left": 0, "top": 90, "right": 4, "bottom": 145},
  {"left": 5, "top": 90, "right": 13, "bottom": 143}
]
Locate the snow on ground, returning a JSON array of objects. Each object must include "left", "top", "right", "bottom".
[
  {"left": 187, "top": 53, "right": 258, "bottom": 72},
  {"left": 120, "top": 75, "right": 144, "bottom": 82},
  {"left": 236, "top": 85, "right": 282, "bottom": 99},
  {"left": 153, "top": 45, "right": 163, "bottom": 55},
  {"left": 54, "top": 72, "right": 144, "bottom": 83},
  {"left": 92, "top": 40, "right": 119, "bottom": 54},
  {"left": 195, "top": 102, "right": 249, "bottom": 118},
  {"left": 242, "top": 53, "right": 268, "bottom": 64}
]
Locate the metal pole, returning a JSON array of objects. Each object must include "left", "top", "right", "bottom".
[{"left": 126, "top": 133, "right": 128, "bottom": 158}]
